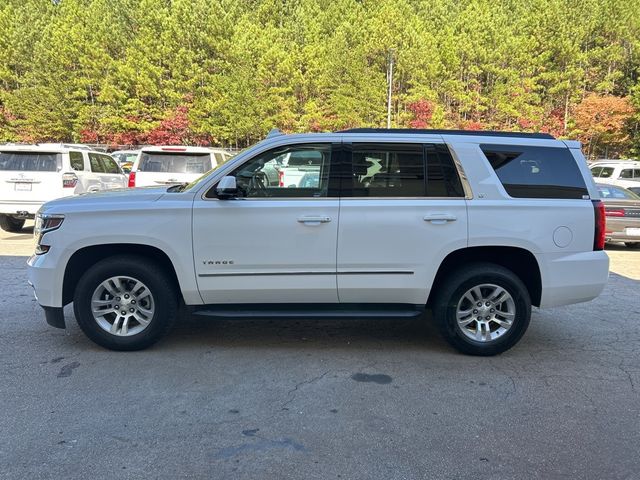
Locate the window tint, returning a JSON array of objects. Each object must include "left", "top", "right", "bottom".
[
  {"left": 0, "top": 152, "right": 61, "bottom": 172},
  {"left": 481, "top": 144, "right": 588, "bottom": 199},
  {"left": 351, "top": 144, "right": 424, "bottom": 197},
  {"left": 597, "top": 185, "right": 640, "bottom": 200},
  {"left": 590, "top": 166, "right": 602, "bottom": 177},
  {"left": 69, "top": 152, "right": 84, "bottom": 171},
  {"left": 89, "top": 153, "right": 106, "bottom": 173},
  {"left": 101, "top": 155, "right": 120, "bottom": 174},
  {"left": 209, "top": 144, "right": 331, "bottom": 198},
  {"left": 138, "top": 152, "right": 211, "bottom": 173},
  {"left": 425, "top": 144, "right": 465, "bottom": 197},
  {"left": 599, "top": 167, "right": 614, "bottom": 178}
]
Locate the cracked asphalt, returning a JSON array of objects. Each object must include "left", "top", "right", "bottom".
[{"left": 1, "top": 223, "right": 639, "bottom": 479}]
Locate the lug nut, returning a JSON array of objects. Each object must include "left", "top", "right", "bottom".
[
  {"left": 129, "top": 308, "right": 135, "bottom": 313},
  {"left": 477, "top": 316, "right": 482, "bottom": 321},
  {"left": 485, "top": 316, "right": 491, "bottom": 320},
  {"left": 473, "top": 309, "right": 478, "bottom": 314},
  {"left": 124, "top": 294, "right": 129, "bottom": 299},
  {"left": 490, "top": 308, "right": 495, "bottom": 313},
  {"left": 477, "top": 302, "right": 482, "bottom": 307},
  {"left": 485, "top": 302, "right": 491, "bottom": 306},
  {"left": 114, "top": 305, "right": 120, "bottom": 309},
  {"left": 131, "top": 300, "right": 136, "bottom": 304},
  {"left": 121, "top": 311, "right": 126, "bottom": 315},
  {"left": 116, "top": 297, "right": 120, "bottom": 301}
]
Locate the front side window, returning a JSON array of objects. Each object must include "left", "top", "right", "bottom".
[
  {"left": 89, "top": 153, "right": 105, "bottom": 173},
  {"left": 101, "top": 155, "right": 120, "bottom": 174},
  {"left": 0, "top": 152, "right": 61, "bottom": 172},
  {"left": 208, "top": 144, "right": 331, "bottom": 198},
  {"left": 138, "top": 152, "right": 212, "bottom": 174},
  {"left": 481, "top": 144, "right": 588, "bottom": 199},
  {"left": 599, "top": 167, "right": 614, "bottom": 178},
  {"left": 351, "top": 143, "right": 425, "bottom": 197}
]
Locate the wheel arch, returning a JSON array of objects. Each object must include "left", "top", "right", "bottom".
[
  {"left": 62, "top": 244, "right": 183, "bottom": 306},
  {"left": 427, "top": 246, "right": 542, "bottom": 307}
]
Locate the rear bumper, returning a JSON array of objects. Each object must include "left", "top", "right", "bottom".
[
  {"left": 537, "top": 250, "right": 609, "bottom": 308},
  {"left": 0, "top": 200, "right": 43, "bottom": 216},
  {"left": 605, "top": 218, "right": 640, "bottom": 242}
]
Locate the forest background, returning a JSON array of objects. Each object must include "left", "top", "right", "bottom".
[{"left": 0, "top": 0, "right": 638, "bottom": 158}]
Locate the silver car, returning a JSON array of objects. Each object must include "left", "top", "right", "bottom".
[{"left": 596, "top": 183, "right": 640, "bottom": 249}]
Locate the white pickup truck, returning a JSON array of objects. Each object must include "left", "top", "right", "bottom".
[{"left": 27, "top": 129, "right": 609, "bottom": 355}]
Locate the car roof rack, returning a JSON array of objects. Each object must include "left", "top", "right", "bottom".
[{"left": 337, "top": 128, "right": 555, "bottom": 139}]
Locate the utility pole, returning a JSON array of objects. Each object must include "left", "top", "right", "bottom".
[{"left": 386, "top": 49, "right": 395, "bottom": 129}]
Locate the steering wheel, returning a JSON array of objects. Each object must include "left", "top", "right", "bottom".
[{"left": 247, "top": 171, "right": 269, "bottom": 197}]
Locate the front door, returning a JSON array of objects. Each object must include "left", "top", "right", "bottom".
[
  {"left": 337, "top": 141, "right": 468, "bottom": 304},
  {"left": 193, "top": 143, "right": 340, "bottom": 304}
]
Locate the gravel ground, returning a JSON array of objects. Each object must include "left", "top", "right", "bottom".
[{"left": 1, "top": 222, "right": 639, "bottom": 479}]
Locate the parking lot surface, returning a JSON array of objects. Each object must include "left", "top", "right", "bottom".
[{"left": 1, "top": 223, "right": 639, "bottom": 479}]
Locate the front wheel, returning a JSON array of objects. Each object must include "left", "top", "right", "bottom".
[
  {"left": 73, "top": 255, "right": 178, "bottom": 351},
  {"left": 432, "top": 263, "right": 531, "bottom": 356},
  {"left": 0, "top": 215, "right": 25, "bottom": 232}
]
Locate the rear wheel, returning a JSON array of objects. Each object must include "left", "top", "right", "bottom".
[
  {"left": 432, "top": 263, "right": 531, "bottom": 356},
  {"left": 73, "top": 255, "right": 178, "bottom": 351},
  {"left": 625, "top": 242, "right": 640, "bottom": 249},
  {"left": 0, "top": 215, "right": 25, "bottom": 232}
]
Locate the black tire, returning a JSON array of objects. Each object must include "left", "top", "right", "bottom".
[
  {"left": 73, "top": 255, "right": 178, "bottom": 351},
  {"left": 432, "top": 263, "right": 531, "bottom": 356},
  {"left": 0, "top": 215, "right": 25, "bottom": 233},
  {"left": 625, "top": 242, "right": 640, "bottom": 249}
]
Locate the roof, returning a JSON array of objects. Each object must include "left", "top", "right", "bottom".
[{"left": 0, "top": 143, "right": 99, "bottom": 153}]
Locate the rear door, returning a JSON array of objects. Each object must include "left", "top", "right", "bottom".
[
  {"left": 336, "top": 140, "right": 468, "bottom": 304},
  {"left": 135, "top": 150, "right": 213, "bottom": 187},
  {"left": 0, "top": 151, "right": 64, "bottom": 213}
]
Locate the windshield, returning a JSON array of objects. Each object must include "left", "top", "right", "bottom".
[
  {"left": 0, "top": 152, "right": 62, "bottom": 172},
  {"left": 138, "top": 152, "right": 212, "bottom": 174},
  {"left": 597, "top": 184, "right": 640, "bottom": 200}
]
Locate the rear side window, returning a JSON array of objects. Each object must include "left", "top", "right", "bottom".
[
  {"left": 89, "top": 153, "right": 106, "bottom": 173},
  {"left": 351, "top": 144, "right": 425, "bottom": 197},
  {"left": 620, "top": 168, "right": 640, "bottom": 179},
  {"left": 138, "top": 153, "right": 212, "bottom": 174},
  {"left": 0, "top": 152, "right": 61, "bottom": 172},
  {"left": 481, "top": 145, "right": 588, "bottom": 199},
  {"left": 69, "top": 152, "right": 85, "bottom": 171},
  {"left": 425, "top": 144, "right": 465, "bottom": 197}
]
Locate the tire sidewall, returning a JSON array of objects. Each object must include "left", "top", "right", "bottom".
[
  {"left": 73, "top": 257, "right": 176, "bottom": 350},
  {"left": 439, "top": 269, "right": 531, "bottom": 356}
]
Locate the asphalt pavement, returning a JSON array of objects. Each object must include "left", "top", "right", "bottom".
[{"left": 1, "top": 223, "right": 639, "bottom": 479}]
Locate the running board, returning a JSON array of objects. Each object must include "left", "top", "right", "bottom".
[{"left": 191, "top": 303, "right": 425, "bottom": 319}]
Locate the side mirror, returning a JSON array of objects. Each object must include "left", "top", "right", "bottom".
[{"left": 216, "top": 176, "right": 238, "bottom": 199}]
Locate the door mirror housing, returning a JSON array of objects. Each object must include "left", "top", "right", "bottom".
[{"left": 216, "top": 176, "right": 238, "bottom": 199}]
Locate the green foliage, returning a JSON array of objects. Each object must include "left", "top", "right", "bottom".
[{"left": 0, "top": 0, "right": 638, "bottom": 156}]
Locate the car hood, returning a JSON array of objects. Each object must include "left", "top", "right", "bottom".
[{"left": 40, "top": 187, "right": 168, "bottom": 214}]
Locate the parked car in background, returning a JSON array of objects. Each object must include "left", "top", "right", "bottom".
[
  {"left": 127, "top": 146, "right": 232, "bottom": 188},
  {"left": 596, "top": 183, "right": 640, "bottom": 249},
  {"left": 590, "top": 160, "right": 640, "bottom": 189},
  {"left": 628, "top": 186, "right": 640, "bottom": 196},
  {"left": 0, "top": 144, "right": 126, "bottom": 232},
  {"left": 28, "top": 129, "right": 609, "bottom": 356},
  {"left": 111, "top": 149, "right": 140, "bottom": 173}
]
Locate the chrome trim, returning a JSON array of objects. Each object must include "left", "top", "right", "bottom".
[
  {"left": 445, "top": 144, "right": 474, "bottom": 199},
  {"left": 198, "top": 270, "right": 414, "bottom": 277},
  {"left": 341, "top": 196, "right": 465, "bottom": 201}
]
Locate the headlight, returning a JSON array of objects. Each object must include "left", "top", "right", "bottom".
[{"left": 34, "top": 213, "right": 65, "bottom": 255}]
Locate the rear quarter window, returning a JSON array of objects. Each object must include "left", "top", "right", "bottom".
[{"left": 480, "top": 144, "right": 589, "bottom": 199}]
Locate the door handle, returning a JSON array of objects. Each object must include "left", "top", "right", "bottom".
[
  {"left": 423, "top": 213, "right": 457, "bottom": 225},
  {"left": 297, "top": 216, "right": 332, "bottom": 225}
]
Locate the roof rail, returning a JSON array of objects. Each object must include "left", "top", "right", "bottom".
[{"left": 337, "top": 128, "right": 555, "bottom": 139}]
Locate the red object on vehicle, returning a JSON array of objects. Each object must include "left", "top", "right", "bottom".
[
  {"left": 592, "top": 200, "right": 606, "bottom": 251},
  {"left": 161, "top": 147, "right": 187, "bottom": 152},
  {"left": 62, "top": 172, "right": 78, "bottom": 188},
  {"left": 128, "top": 171, "right": 136, "bottom": 188},
  {"left": 278, "top": 169, "right": 284, "bottom": 187}
]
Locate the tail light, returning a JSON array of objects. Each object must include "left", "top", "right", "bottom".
[
  {"left": 278, "top": 170, "right": 284, "bottom": 187},
  {"left": 128, "top": 171, "right": 136, "bottom": 188},
  {"left": 62, "top": 172, "right": 78, "bottom": 188},
  {"left": 592, "top": 200, "right": 605, "bottom": 251},
  {"left": 605, "top": 208, "right": 625, "bottom": 217}
]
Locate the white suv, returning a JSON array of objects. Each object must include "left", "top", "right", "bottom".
[
  {"left": 127, "top": 146, "right": 232, "bottom": 187},
  {"left": 589, "top": 160, "right": 640, "bottom": 189},
  {"left": 27, "top": 129, "right": 609, "bottom": 355},
  {"left": 0, "top": 144, "right": 126, "bottom": 232}
]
